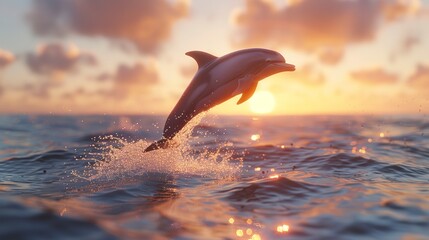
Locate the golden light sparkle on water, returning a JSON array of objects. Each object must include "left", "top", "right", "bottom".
[
  {"left": 60, "top": 208, "right": 67, "bottom": 216},
  {"left": 251, "top": 134, "right": 261, "bottom": 141},
  {"left": 251, "top": 234, "right": 261, "bottom": 240},
  {"left": 358, "top": 147, "right": 367, "bottom": 154},
  {"left": 351, "top": 145, "right": 369, "bottom": 154},
  {"left": 276, "top": 224, "right": 290, "bottom": 233},
  {"left": 228, "top": 217, "right": 235, "bottom": 224},
  {"left": 236, "top": 229, "right": 244, "bottom": 237}
]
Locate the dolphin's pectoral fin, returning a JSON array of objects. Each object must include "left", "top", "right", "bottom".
[
  {"left": 186, "top": 51, "right": 217, "bottom": 69},
  {"left": 237, "top": 82, "right": 258, "bottom": 105}
]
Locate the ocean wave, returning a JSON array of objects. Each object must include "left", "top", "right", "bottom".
[
  {"left": 377, "top": 163, "right": 429, "bottom": 180},
  {"left": 301, "top": 153, "right": 380, "bottom": 170},
  {"left": 0, "top": 197, "right": 115, "bottom": 240},
  {"left": 220, "top": 176, "right": 331, "bottom": 215},
  {"left": 1, "top": 115, "right": 429, "bottom": 239}
]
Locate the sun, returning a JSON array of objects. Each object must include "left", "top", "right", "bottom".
[{"left": 248, "top": 90, "right": 276, "bottom": 114}]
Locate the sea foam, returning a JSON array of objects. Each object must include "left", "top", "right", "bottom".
[{"left": 75, "top": 113, "right": 242, "bottom": 182}]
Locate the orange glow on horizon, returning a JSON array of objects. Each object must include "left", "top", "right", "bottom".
[{"left": 248, "top": 91, "right": 276, "bottom": 114}]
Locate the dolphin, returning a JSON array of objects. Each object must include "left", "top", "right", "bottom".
[{"left": 144, "top": 48, "right": 295, "bottom": 152}]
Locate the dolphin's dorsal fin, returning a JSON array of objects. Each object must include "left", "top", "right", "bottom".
[
  {"left": 186, "top": 51, "right": 217, "bottom": 68},
  {"left": 237, "top": 82, "right": 258, "bottom": 105}
]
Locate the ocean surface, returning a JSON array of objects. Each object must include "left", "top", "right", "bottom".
[{"left": 0, "top": 114, "right": 428, "bottom": 240}]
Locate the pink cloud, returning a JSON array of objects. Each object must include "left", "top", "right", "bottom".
[
  {"left": 20, "top": 82, "right": 52, "bottom": 99},
  {"left": 26, "top": 42, "right": 96, "bottom": 78},
  {"left": 0, "top": 49, "right": 15, "bottom": 97},
  {"left": 390, "top": 34, "right": 420, "bottom": 62},
  {"left": 180, "top": 64, "right": 197, "bottom": 79},
  {"left": 0, "top": 48, "right": 15, "bottom": 69},
  {"left": 408, "top": 64, "right": 429, "bottom": 88},
  {"left": 350, "top": 68, "right": 398, "bottom": 85},
  {"left": 318, "top": 48, "right": 344, "bottom": 65},
  {"left": 232, "top": 0, "right": 423, "bottom": 64},
  {"left": 400, "top": 35, "right": 420, "bottom": 53},
  {"left": 288, "top": 64, "right": 325, "bottom": 86},
  {"left": 27, "top": 0, "right": 189, "bottom": 54},
  {"left": 98, "top": 62, "right": 160, "bottom": 99}
]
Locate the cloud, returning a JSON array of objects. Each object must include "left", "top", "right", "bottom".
[
  {"left": 400, "top": 35, "right": 420, "bottom": 53},
  {"left": 27, "top": 0, "right": 189, "bottom": 54},
  {"left": 390, "top": 34, "right": 420, "bottom": 62},
  {"left": 408, "top": 64, "right": 429, "bottom": 88},
  {"left": 0, "top": 49, "right": 15, "bottom": 98},
  {"left": 98, "top": 62, "right": 159, "bottom": 99},
  {"left": 180, "top": 64, "right": 197, "bottom": 79},
  {"left": 20, "top": 82, "right": 52, "bottom": 99},
  {"left": 288, "top": 64, "right": 325, "bottom": 86},
  {"left": 0, "top": 48, "right": 15, "bottom": 69},
  {"left": 232, "top": 0, "right": 423, "bottom": 63},
  {"left": 317, "top": 48, "right": 344, "bottom": 65},
  {"left": 26, "top": 42, "right": 96, "bottom": 78},
  {"left": 350, "top": 68, "right": 398, "bottom": 85},
  {"left": 382, "top": 0, "right": 422, "bottom": 21}
]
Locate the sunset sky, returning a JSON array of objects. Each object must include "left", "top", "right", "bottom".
[{"left": 0, "top": 0, "right": 428, "bottom": 115}]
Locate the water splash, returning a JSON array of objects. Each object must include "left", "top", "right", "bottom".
[{"left": 75, "top": 113, "right": 242, "bottom": 182}]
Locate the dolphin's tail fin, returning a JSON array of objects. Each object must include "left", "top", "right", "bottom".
[{"left": 144, "top": 138, "right": 169, "bottom": 152}]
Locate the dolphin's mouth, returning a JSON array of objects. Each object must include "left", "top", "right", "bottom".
[
  {"left": 255, "top": 61, "right": 295, "bottom": 80},
  {"left": 270, "top": 61, "right": 295, "bottom": 72}
]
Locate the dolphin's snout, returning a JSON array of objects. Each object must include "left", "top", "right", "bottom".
[
  {"left": 270, "top": 62, "right": 295, "bottom": 72},
  {"left": 264, "top": 55, "right": 295, "bottom": 72},
  {"left": 282, "top": 62, "right": 295, "bottom": 71}
]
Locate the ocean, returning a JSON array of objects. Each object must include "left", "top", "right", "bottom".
[{"left": 0, "top": 114, "right": 428, "bottom": 240}]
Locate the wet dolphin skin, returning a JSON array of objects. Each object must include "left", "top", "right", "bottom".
[{"left": 144, "top": 48, "right": 295, "bottom": 152}]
